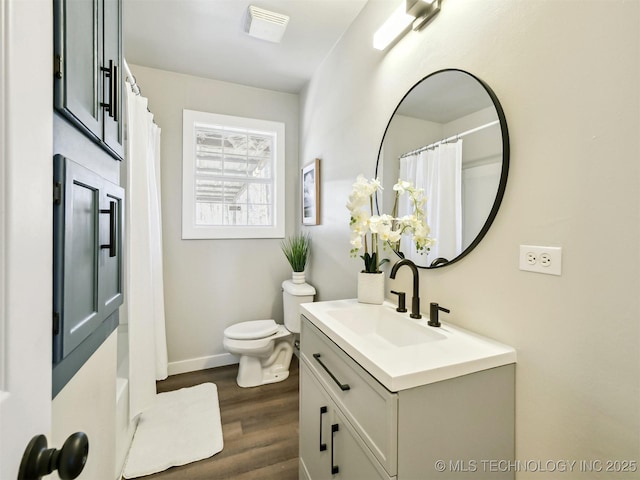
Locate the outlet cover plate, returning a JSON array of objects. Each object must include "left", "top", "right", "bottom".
[{"left": 519, "top": 245, "right": 562, "bottom": 276}]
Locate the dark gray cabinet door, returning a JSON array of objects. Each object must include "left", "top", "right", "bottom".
[
  {"left": 53, "top": 155, "right": 124, "bottom": 364},
  {"left": 54, "top": 0, "right": 124, "bottom": 160},
  {"left": 99, "top": 180, "right": 124, "bottom": 315},
  {"left": 54, "top": 0, "right": 103, "bottom": 141},
  {"left": 54, "top": 156, "right": 101, "bottom": 361},
  {"left": 102, "top": 0, "right": 124, "bottom": 158}
]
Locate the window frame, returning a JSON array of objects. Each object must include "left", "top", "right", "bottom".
[{"left": 182, "top": 109, "right": 285, "bottom": 239}]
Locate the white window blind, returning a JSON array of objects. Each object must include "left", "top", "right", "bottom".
[{"left": 183, "top": 110, "right": 285, "bottom": 239}]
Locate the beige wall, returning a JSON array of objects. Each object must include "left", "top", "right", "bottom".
[
  {"left": 128, "top": 65, "right": 300, "bottom": 373},
  {"left": 300, "top": 0, "right": 639, "bottom": 477}
]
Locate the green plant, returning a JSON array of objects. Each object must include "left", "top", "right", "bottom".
[
  {"left": 281, "top": 233, "right": 311, "bottom": 272},
  {"left": 360, "top": 252, "right": 388, "bottom": 274}
]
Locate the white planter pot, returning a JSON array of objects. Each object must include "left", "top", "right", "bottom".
[
  {"left": 292, "top": 271, "right": 306, "bottom": 284},
  {"left": 357, "top": 271, "right": 385, "bottom": 305}
]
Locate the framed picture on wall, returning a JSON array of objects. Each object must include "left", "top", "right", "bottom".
[{"left": 302, "top": 159, "right": 320, "bottom": 225}]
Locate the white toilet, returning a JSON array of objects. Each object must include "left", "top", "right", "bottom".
[{"left": 223, "top": 279, "right": 315, "bottom": 388}]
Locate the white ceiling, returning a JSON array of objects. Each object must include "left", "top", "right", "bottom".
[
  {"left": 397, "top": 71, "right": 495, "bottom": 124},
  {"left": 123, "top": 0, "right": 369, "bottom": 93}
]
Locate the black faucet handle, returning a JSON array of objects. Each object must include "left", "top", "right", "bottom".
[
  {"left": 428, "top": 302, "right": 450, "bottom": 327},
  {"left": 390, "top": 290, "right": 407, "bottom": 312}
]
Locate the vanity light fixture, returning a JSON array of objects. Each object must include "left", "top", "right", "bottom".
[
  {"left": 245, "top": 5, "right": 290, "bottom": 43},
  {"left": 373, "top": 0, "right": 441, "bottom": 51},
  {"left": 373, "top": 3, "right": 415, "bottom": 51},
  {"left": 406, "top": 0, "right": 441, "bottom": 31}
]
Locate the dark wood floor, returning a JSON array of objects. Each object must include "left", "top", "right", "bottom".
[{"left": 140, "top": 356, "right": 299, "bottom": 480}]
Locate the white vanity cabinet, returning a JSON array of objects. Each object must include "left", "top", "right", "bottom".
[
  {"left": 299, "top": 315, "right": 515, "bottom": 480},
  {"left": 300, "top": 366, "right": 394, "bottom": 480}
]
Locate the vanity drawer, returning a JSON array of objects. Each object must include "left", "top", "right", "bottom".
[{"left": 301, "top": 316, "right": 398, "bottom": 475}]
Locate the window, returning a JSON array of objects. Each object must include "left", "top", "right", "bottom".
[{"left": 182, "top": 110, "right": 285, "bottom": 239}]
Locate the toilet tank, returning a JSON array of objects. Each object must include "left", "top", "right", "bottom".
[{"left": 282, "top": 280, "right": 316, "bottom": 333}]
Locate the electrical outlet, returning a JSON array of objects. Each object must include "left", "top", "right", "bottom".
[
  {"left": 519, "top": 245, "right": 562, "bottom": 276},
  {"left": 526, "top": 252, "right": 537, "bottom": 265},
  {"left": 539, "top": 253, "right": 552, "bottom": 267}
]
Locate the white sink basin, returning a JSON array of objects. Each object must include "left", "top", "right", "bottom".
[
  {"left": 325, "top": 306, "right": 445, "bottom": 347},
  {"left": 300, "top": 299, "right": 516, "bottom": 391}
]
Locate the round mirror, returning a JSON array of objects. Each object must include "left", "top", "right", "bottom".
[{"left": 376, "top": 69, "right": 509, "bottom": 268}]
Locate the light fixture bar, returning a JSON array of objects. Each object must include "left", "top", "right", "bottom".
[
  {"left": 407, "top": 0, "right": 441, "bottom": 31},
  {"left": 373, "top": 3, "right": 416, "bottom": 51}
]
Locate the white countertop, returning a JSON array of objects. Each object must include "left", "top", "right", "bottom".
[{"left": 300, "top": 299, "right": 516, "bottom": 392}]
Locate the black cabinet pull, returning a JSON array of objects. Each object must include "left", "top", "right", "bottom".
[
  {"left": 100, "top": 201, "right": 117, "bottom": 257},
  {"left": 313, "top": 353, "right": 350, "bottom": 391},
  {"left": 111, "top": 63, "right": 118, "bottom": 122},
  {"left": 100, "top": 60, "right": 118, "bottom": 121},
  {"left": 319, "top": 406, "right": 327, "bottom": 451},
  {"left": 330, "top": 423, "right": 339, "bottom": 475}
]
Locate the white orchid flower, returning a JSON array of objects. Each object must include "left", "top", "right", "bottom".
[
  {"left": 370, "top": 177, "right": 383, "bottom": 192},
  {"left": 388, "top": 229, "right": 402, "bottom": 244},
  {"left": 346, "top": 194, "right": 368, "bottom": 212},
  {"left": 350, "top": 232, "right": 363, "bottom": 249},
  {"left": 368, "top": 215, "right": 383, "bottom": 233},
  {"left": 393, "top": 179, "right": 411, "bottom": 194},
  {"left": 348, "top": 175, "right": 432, "bottom": 271}
]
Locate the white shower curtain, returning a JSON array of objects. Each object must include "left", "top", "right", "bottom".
[
  {"left": 399, "top": 140, "right": 463, "bottom": 265},
  {"left": 124, "top": 80, "right": 168, "bottom": 420}
]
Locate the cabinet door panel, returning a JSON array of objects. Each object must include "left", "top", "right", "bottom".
[
  {"left": 333, "top": 407, "right": 394, "bottom": 480},
  {"left": 54, "top": 0, "right": 124, "bottom": 160},
  {"left": 54, "top": 157, "right": 102, "bottom": 360},
  {"left": 300, "top": 366, "right": 331, "bottom": 480},
  {"left": 54, "top": 0, "right": 102, "bottom": 139},
  {"left": 63, "top": 179, "right": 99, "bottom": 356},
  {"left": 102, "top": 0, "right": 124, "bottom": 157},
  {"left": 301, "top": 360, "right": 395, "bottom": 480},
  {"left": 99, "top": 182, "right": 124, "bottom": 315},
  {"left": 53, "top": 155, "right": 124, "bottom": 365}
]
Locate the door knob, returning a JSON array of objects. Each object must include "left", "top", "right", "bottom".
[{"left": 18, "top": 432, "right": 89, "bottom": 480}]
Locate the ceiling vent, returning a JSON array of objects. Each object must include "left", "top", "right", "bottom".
[{"left": 245, "top": 5, "right": 290, "bottom": 43}]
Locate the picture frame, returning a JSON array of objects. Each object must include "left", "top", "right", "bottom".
[{"left": 302, "top": 159, "right": 320, "bottom": 225}]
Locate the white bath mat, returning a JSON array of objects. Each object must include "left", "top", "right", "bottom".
[{"left": 123, "top": 382, "right": 223, "bottom": 478}]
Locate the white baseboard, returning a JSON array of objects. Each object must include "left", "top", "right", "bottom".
[{"left": 167, "top": 352, "right": 239, "bottom": 376}]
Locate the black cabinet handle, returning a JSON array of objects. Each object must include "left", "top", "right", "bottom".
[
  {"left": 331, "top": 423, "right": 339, "bottom": 475},
  {"left": 100, "top": 201, "right": 117, "bottom": 257},
  {"left": 313, "top": 353, "right": 350, "bottom": 391},
  {"left": 19, "top": 432, "right": 88, "bottom": 480},
  {"left": 101, "top": 59, "right": 118, "bottom": 121},
  {"left": 111, "top": 63, "right": 118, "bottom": 122},
  {"left": 319, "top": 406, "right": 327, "bottom": 451}
]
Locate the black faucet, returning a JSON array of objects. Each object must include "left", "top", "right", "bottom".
[
  {"left": 389, "top": 259, "right": 421, "bottom": 319},
  {"left": 390, "top": 290, "right": 407, "bottom": 312},
  {"left": 428, "top": 302, "right": 450, "bottom": 328}
]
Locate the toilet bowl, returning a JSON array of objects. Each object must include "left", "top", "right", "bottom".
[{"left": 223, "top": 279, "right": 315, "bottom": 388}]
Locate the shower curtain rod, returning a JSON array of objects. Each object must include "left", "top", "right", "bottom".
[
  {"left": 123, "top": 57, "right": 157, "bottom": 125},
  {"left": 123, "top": 58, "right": 141, "bottom": 96},
  {"left": 399, "top": 119, "right": 500, "bottom": 159}
]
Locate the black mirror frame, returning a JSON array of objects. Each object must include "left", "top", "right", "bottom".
[{"left": 375, "top": 68, "right": 510, "bottom": 269}]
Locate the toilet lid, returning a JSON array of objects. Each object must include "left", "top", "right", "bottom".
[{"left": 224, "top": 319, "right": 279, "bottom": 340}]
